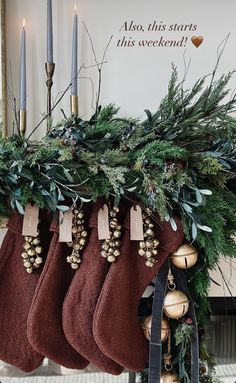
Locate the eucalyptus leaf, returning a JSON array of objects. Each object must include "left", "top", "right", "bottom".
[
  {"left": 63, "top": 190, "right": 77, "bottom": 198},
  {"left": 196, "top": 223, "right": 212, "bottom": 232},
  {"left": 164, "top": 213, "right": 170, "bottom": 221},
  {"left": 191, "top": 222, "right": 198, "bottom": 240},
  {"left": 79, "top": 196, "right": 92, "bottom": 203},
  {"left": 219, "top": 159, "right": 231, "bottom": 169},
  {"left": 195, "top": 189, "right": 203, "bottom": 204},
  {"left": 182, "top": 203, "right": 193, "bottom": 213},
  {"left": 63, "top": 168, "right": 74, "bottom": 183},
  {"left": 50, "top": 182, "right": 56, "bottom": 192},
  {"left": 199, "top": 189, "right": 212, "bottom": 195},
  {"left": 6, "top": 174, "right": 18, "bottom": 185},
  {"left": 57, "top": 205, "right": 70, "bottom": 212},
  {"left": 170, "top": 217, "right": 177, "bottom": 231},
  {"left": 15, "top": 200, "right": 24, "bottom": 215},
  {"left": 126, "top": 186, "right": 138, "bottom": 192}
]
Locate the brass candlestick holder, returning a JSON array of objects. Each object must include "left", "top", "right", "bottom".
[
  {"left": 45, "top": 62, "right": 55, "bottom": 130},
  {"left": 70, "top": 95, "right": 78, "bottom": 116},
  {"left": 19, "top": 109, "right": 27, "bottom": 136}
]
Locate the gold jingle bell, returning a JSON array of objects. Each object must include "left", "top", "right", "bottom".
[
  {"left": 170, "top": 243, "right": 198, "bottom": 269},
  {"left": 142, "top": 316, "right": 170, "bottom": 342},
  {"left": 161, "top": 317, "right": 170, "bottom": 342},
  {"left": 163, "top": 290, "right": 189, "bottom": 319},
  {"left": 160, "top": 371, "right": 180, "bottom": 383},
  {"left": 142, "top": 315, "right": 152, "bottom": 341}
]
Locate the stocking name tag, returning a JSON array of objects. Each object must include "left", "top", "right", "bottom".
[
  {"left": 22, "top": 204, "right": 39, "bottom": 237},
  {"left": 130, "top": 205, "right": 144, "bottom": 241},
  {"left": 98, "top": 204, "right": 110, "bottom": 240},
  {"left": 59, "top": 211, "right": 73, "bottom": 242}
]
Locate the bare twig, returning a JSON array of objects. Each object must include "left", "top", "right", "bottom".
[
  {"left": 179, "top": 50, "right": 192, "bottom": 116},
  {"left": 79, "top": 76, "right": 96, "bottom": 111},
  {"left": 61, "top": 109, "right": 67, "bottom": 119},
  {"left": 95, "top": 35, "right": 113, "bottom": 113},
  {"left": 82, "top": 22, "right": 99, "bottom": 67},
  {"left": 83, "top": 21, "right": 113, "bottom": 115},
  {"left": 26, "top": 64, "right": 84, "bottom": 140},
  {"left": 204, "top": 33, "right": 230, "bottom": 108},
  {"left": 52, "top": 61, "right": 108, "bottom": 110},
  {"left": 26, "top": 82, "right": 71, "bottom": 140},
  {"left": 181, "top": 49, "right": 191, "bottom": 86}
]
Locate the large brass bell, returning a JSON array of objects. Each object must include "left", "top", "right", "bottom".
[
  {"left": 142, "top": 316, "right": 170, "bottom": 342},
  {"left": 160, "top": 371, "right": 180, "bottom": 383},
  {"left": 170, "top": 243, "right": 198, "bottom": 269},
  {"left": 163, "top": 290, "right": 189, "bottom": 319}
]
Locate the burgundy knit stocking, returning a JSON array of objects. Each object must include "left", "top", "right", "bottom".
[
  {"left": 27, "top": 218, "right": 89, "bottom": 369},
  {"left": 62, "top": 204, "right": 123, "bottom": 374},
  {"left": 0, "top": 211, "right": 52, "bottom": 372},
  {"left": 93, "top": 212, "right": 184, "bottom": 372}
]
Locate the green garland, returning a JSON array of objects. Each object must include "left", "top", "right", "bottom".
[{"left": 0, "top": 67, "right": 236, "bottom": 380}]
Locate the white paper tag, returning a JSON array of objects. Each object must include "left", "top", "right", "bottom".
[
  {"left": 130, "top": 205, "right": 144, "bottom": 241},
  {"left": 59, "top": 211, "right": 73, "bottom": 242},
  {"left": 98, "top": 204, "right": 110, "bottom": 240},
  {"left": 22, "top": 204, "right": 39, "bottom": 237}
]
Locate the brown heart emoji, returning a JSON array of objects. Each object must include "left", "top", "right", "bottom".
[{"left": 191, "top": 36, "right": 203, "bottom": 48}]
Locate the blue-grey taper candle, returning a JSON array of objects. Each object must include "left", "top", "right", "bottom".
[
  {"left": 20, "top": 21, "right": 26, "bottom": 110},
  {"left": 71, "top": 7, "right": 78, "bottom": 96},
  {"left": 47, "top": 0, "right": 53, "bottom": 63}
]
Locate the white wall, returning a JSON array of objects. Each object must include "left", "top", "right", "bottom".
[
  {"left": 4, "top": 0, "right": 236, "bottom": 295},
  {"left": 5, "top": 0, "right": 236, "bottom": 137}
]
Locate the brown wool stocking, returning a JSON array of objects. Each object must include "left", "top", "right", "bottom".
[
  {"left": 0, "top": 210, "right": 52, "bottom": 372},
  {"left": 62, "top": 204, "right": 124, "bottom": 375},
  {"left": 27, "top": 217, "right": 89, "bottom": 370},
  {"left": 93, "top": 212, "right": 184, "bottom": 372}
]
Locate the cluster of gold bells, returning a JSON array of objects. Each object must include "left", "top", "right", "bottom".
[
  {"left": 66, "top": 208, "right": 88, "bottom": 270},
  {"left": 100, "top": 206, "right": 122, "bottom": 263},
  {"left": 20, "top": 205, "right": 162, "bottom": 272},
  {"left": 22, "top": 233, "right": 43, "bottom": 274},
  {"left": 138, "top": 210, "right": 159, "bottom": 268},
  {"left": 142, "top": 244, "right": 199, "bottom": 382},
  {"left": 21, "top": 206, "right": 198, "bottom": 275}
]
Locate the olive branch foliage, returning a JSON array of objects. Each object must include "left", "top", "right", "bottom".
[{"left": 1, "top": 66, "right": 236, "bottom": 258}]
